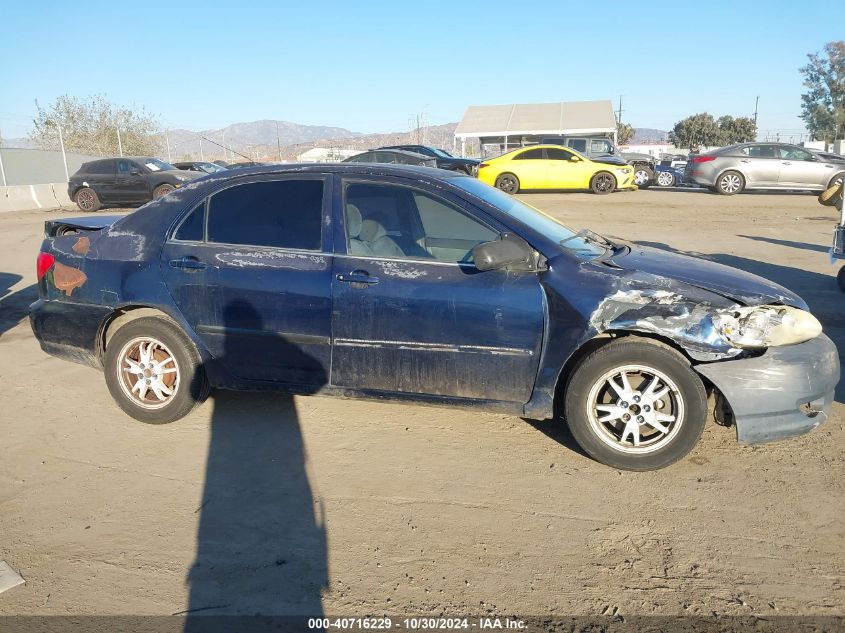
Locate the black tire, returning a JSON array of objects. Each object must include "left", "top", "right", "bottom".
[
  {"left": 655, "top": 170, "right": 675, "bottom": 187},
  {"left": 837, "top": 266, "right": 845, "bottom": 293},
  {"left": 715, "top": 170, "right": 744, "bottom": 195},
  {"left": 633, "top": 165, "right": 653, "bottom": 189},
  {"left": 153, "top": 183, "right": 176, "bottom": 199},
  {"left": 104, "top": 316, "right": 209, "bottom": 424},
  {"left": 563, "top": 337, "right": 708, "bottom": 471},
  {"left": 590, "top": 171, "right": 616, "bottom": 195},
  {"left": 75, "top": 187, "right": 101, "bottom": 212},
  {"left": 828, "top": 172, "right": 844, "bottom": 190},
  {"left": 495, "top": 173, "right": 520, "bottom": 194}
]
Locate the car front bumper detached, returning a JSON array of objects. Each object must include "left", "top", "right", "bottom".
[{"left": 695, "top": 334, "right": 840, "bottom": 444}]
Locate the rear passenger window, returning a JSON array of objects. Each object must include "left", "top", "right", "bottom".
[
  {"left": 207, "top": 179, "right": 323, "bottom": 250},
  {"left": 174, "top": 202, "right": 205, "bottom": 242}
]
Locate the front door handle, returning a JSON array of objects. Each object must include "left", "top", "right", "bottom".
[
  {"left": 740, "top": 159, "right": 751, "bottom": 163},
  {"left": 782, "top": 161, "right": 792, "bottom": 165},
  {"left": 337, "top": 270, "right": 379, "bottom": 285},
  {"left": 170, "top": 256, "right": 206, "bottom": 272}
]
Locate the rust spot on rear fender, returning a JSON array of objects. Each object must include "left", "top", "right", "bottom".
[
  {"left": 53, "top": 262, "right": 88, "bottom": 296},
  {"left": 72, "top": 236, "right": 90, "bottom": 255}
]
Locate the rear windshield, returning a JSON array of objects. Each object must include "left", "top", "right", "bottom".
[{"left": 451, "top": 178, "right": 604, "bottom": 258}]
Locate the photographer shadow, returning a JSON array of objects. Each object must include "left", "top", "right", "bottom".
[{"left": 185, "top": 299, "right": 327, "bottom": 629}]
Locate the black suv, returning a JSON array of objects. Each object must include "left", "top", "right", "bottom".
[
  {"left": 379, "top": 145, "right": 479, "bottom": 174},
  {"left": 68, "top": 157, "right": 200, "bottom": 211}
]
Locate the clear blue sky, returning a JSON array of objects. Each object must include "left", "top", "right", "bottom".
[{"left": 0, "top": 0, "right": 841, "bottom": 140}]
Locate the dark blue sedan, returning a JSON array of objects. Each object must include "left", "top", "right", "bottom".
[{"left": 30, "top": 164, "right": 839, "bottom": 470}]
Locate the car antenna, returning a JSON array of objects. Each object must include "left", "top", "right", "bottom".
[{"left": 197, "top": 135, "right": 255, "bottom": 163}]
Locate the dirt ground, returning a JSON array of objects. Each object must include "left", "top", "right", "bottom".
[{"left": 0, "top": 188, "right": 843, "bottom": 622}]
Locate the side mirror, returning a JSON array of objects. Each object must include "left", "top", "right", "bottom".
[
  {"left": 569, "top": 156, "right": 581, "bottom": 162},
  {"left": 472, "top": 234, "right": 538, "bottom": 272},
  {"left": 129, "top": 168, "right": 140, "bottom": 176}
]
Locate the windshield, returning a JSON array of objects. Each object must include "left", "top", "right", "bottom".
[
  {"left": 144, "top": 158, "right": 177, "bottom": 172},
  {"left": 198, "top": 162, "right": 227, "bottom": 173},
  {"left": 430, "top": 147, "right": 453, "bottom": 158},
  {"left": 451, "top": 178, "right": 605, "bottom": 258}
]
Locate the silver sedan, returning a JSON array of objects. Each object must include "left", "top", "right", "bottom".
[{"left": 686, "top": 142, "right": 845, "bottom": 195}]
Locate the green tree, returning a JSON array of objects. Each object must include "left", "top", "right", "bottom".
[
  {"left": 616, "top": 121, "right": 634, "bottom": 145},
  {"left": 669, "top": 113, "right": 721, "bottom": 150},
  {"left": 800, "top": 41, "right": 845, "bottom": 142},
  {"left": 717, "top": 115, "right": 757, "bottom": 144},
  {"left": 30, "top": 94, "right": 163, "bottom": 156}
]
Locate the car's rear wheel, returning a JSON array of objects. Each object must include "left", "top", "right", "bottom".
[
  {"left": 656, "top": 171, "right": 675, "bottom": 187},
  {"left": 75, "top": 187, "right": 101, "bottom": 212},
  {"left": 563, "top": 338, "right": 708, "bottom": 471},
  {"left": 104, "top": 317, "right": 209, "bottom": 424},
  {"left": 495, "top": 173, "right": 520, "bottom": 194},
  {"left": 153, "top": 184, "right": 176, "bottom": 199},
  {"left": 590, "top": 171, "right": 616, "bottom": 195},
  {"left": 633, "top": 166, "right": 653, "bottom": 188},
  {"left": 716, "top": 171, "right": 744, "bottom": 195}
]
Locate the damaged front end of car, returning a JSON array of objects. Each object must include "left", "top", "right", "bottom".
[{"left": 536, "top": 241, "right": 840, "bottom": 446}]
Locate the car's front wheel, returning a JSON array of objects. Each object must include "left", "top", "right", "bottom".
[
  {"left": 564, "top": 338, "right": 708, "bottom": 471},
  {"left": 75, "top": 187, "right": 101, "bottom": 212},
  {"left": 104, "top": 316, "right": 209, "bottom": 424},
  {"left": 716, "top": 171, "right": 744, "bottom": 195},
  {"left": 656, "top": 171, "right": 675, "bottom": 187},
  {"left": 590, "top": 171, "right": 616, "bottom": 195},
  {"left": 495, "top": 173, "right": 520, "bottom": 194}
]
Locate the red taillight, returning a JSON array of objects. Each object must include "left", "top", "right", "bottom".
[
  {"left": 37, "top": 252, "right": 55, "bottom": 280},
  {"left": 478, "top": 162, "right": 490, "bottom": 169},
  {"left": 691, "top": 155, "right": 716, "bottom": 164}
]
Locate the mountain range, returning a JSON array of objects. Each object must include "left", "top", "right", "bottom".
[{"left": 2, "top": 119, "right": 670, "bottom": 160}]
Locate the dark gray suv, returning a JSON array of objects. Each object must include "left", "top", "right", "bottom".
[
  {"left": 686, "top": 143, "right": 845, "bottom": 195},
  {"left": 68, "top": 157, "right": 200, "bottom": 211}
]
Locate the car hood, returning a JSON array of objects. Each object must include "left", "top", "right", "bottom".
[
  {"left": 591, "top": 155, "right": 629, "bottom": 167},
  {"left": 607, "top": 243, "right": 807, "bottom": 308}
]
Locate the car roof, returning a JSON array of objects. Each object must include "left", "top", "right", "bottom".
[
  {"left": 360, "top": 148, "right": 431, "bottom": 158},
  {"left": 187, "top": 162, "right": 463, "bottom": 180}
]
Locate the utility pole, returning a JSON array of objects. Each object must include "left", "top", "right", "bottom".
[
  {"left": 276, "top": 121, "right": 282, "bottom": 163},
  {"left": 116, "top": 126, "right": 123, "bottom": 157},
  {"left": 753, "top": 96, "right": 759, "bottom": 126},
  {"left": 58, "top": 125, "right": 69, "bottom": 181},
  {"left": 0, "top": 127, "right": 6, "bottom": 187},
  {"left": 199, "top": 137, "right": 204, "bottom": 161},
  {"left": 165, "top": 130, "right": 172, "bottom": 162},
  {"left": 616, "top": 95, "right": 624, "bottom": 124}
]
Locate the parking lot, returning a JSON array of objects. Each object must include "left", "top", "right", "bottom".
[{"left": 1, "top": 189, "right": 843, "bottom": 618}]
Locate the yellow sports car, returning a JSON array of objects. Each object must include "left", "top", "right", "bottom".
[{"left": 476, "top": 145, "right": 636, "bottom": 195}]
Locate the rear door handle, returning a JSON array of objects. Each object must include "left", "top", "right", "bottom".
[
  {"left": 782, "top": 161, "right": 792, "bottom": 165},
  {"left": 740, "top": 159, "right": 751, "bottom": 163},
  {"left": 337, "top": 270, "right": 379, "bottom": 285},
  {"left": 170, "top": 256, "right": 206, "bottom": 272}
]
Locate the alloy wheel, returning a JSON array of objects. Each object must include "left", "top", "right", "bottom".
[
  {"left": 586, "top": 364, "right": 685, "bottom": 454},
  {"left": 77, "top": 190, "right": 95, "bottom": 211},
  {"left": 116, "top": 336, "right": 180, "bottom": 410},
  {"left": 657, "top": 171, "right": 674, "bottom": 187},
  {"left": 719, "top": 173, "right": 742, "bottom": 194}
]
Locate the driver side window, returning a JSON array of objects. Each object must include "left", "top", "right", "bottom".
[{"left": 344, "top": 182, "right": 499, "bottom": 264}]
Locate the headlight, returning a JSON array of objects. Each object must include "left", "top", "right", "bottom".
[
  {"left": 712, "top": 305, "right": 822, "bottom": 348},
  {"left": 174, "top": 174, "right": 192, "bottom": 182}
]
